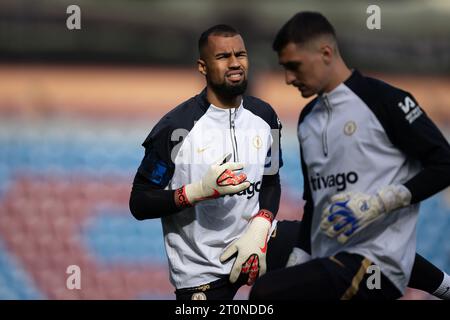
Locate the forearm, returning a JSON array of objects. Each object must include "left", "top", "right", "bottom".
[
  {"left": 130, "top": 153, "right": 251, "bottom": 220},
  {"left": 404, "top": 163, "right": 450, "bottom": 204},
  {"left": 384, "top": 94, "right": 450, "bottom": 204},
  {"left": 298, "top": 152, "right": 313, "bottom": 254},
  {"left": 297, "top": 200, "right": 313, "bottom": 254},
  {"left": 258, "top": 173, "right": 281, "bottom": 217},
  {"left": 129, "top": 173, "right": 181, "bottom": 220},
  {"left": 286, "top": 200, "right": 313, "bottom": 267}
]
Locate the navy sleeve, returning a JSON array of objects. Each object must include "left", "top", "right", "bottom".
[
  {"left": 261, "top": 105, "right": 283, "bottom": 216},
  {"left": 346, "top": 74, "right": 450, "bottom": 204},
  {"left": 258, "top": 173, "right": 281, "bottom": 217},
  {"left": 129, "top": 172, "right": 179, "bottom": 220},
  {"left": 137, "top": 117, "right": 176, "bottom": 188},
  {"left": 243, "top": 96, "right": 284, "bottom": 217},
  {"left": 296, "top": 145, "right": 313, "bottom": 254},
  {"left": 129, "top": 117, "right": 182, "bottom": 220},
  {"left": 373, "top": 88, "right": 450, "bottom": 203},
  {"left": 295, "top": 100, "right": 316, "bottom": 253},
  {"left": 264, "top": 109, "right": 284, "bottom": 176}
]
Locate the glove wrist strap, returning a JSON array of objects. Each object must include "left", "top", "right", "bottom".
[
  {"left": 377, "top": 184, "right": 412, "bottom": 213},
  {"left": 174, "top": 186, "right": 193, "bottom": 208},
  {"left": 253, "top": 209, "right": 274, "bottom": 224}
]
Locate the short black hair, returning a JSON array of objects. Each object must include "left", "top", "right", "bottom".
[
  {"left": 198, "top": 24, "right": 240, "bottom": 57},
  {"left": 272, "top": 11, "right": 336, "bottom": 52}
]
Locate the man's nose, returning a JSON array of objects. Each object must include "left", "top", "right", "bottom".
[
  {"left": 285, "top": 71, "right": 296, "bottom": 85},
  {"left": 229, "top": 55, "right": 240, "bottom": 68}
]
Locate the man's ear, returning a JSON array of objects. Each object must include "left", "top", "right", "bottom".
[
  {"left": 197, "top": 59, "right": 207, "bottom": 76},
  {"left": 320, "top": 44, "right": 334, "bottom": 65}
]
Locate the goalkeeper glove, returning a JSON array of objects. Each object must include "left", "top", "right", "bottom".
[
  {"left": 175, "top": 153, "right": 251, "bottom": 207},
  {"left": 286, "top": 247, "right": 311, "bottom": 267},
  {"left": 220, "top": 209, "right": 274, "bottom": 285},
  {"left": 320, "top": 185, "right": 412, "bottom": 244}
]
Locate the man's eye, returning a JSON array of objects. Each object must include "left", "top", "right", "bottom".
[{"left": 285, "top": 63, "right": 299, "bottom": 71}]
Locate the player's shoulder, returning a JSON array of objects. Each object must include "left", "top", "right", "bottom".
[
  {"left": 365, "top": 75, "right": 414, "bottom": 104},
  {"left": 244, "top": 95, "right": 273, "bottom": 109},
  {"left": 153, "top": 90, "right": 209, "bottom": 130},
  {"left": 348, "top": 70, "right": 416, "bottom": 107},
  {"left": 243, "top": 95, "right": 280, "bottom": 128}
]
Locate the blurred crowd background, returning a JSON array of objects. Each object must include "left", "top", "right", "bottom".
[{"left": 0, "top": 0, "right": 449, "bottom": 299}]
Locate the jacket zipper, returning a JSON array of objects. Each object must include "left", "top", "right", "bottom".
[
  {"left": 322, "top": 95, "right": 332, "bottom": 157},
  {"left": 229, "top": 109, "right": 239, "bottom": 161}
]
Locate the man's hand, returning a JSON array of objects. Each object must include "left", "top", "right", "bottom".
[
  {"left": 320, "top": 185, "right": 411, "bottom": 244},
  {"left": 175, "top": 153, "right": 251, "bottom": 207},
  {"left": 220, "top": 210, "right": 274, "bottom": 285}
]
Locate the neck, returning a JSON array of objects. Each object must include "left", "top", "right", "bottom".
[
  {"left": 323, "top": 59, "right": 352, "bottom": 93},
  {"left": 206, "top": 87, "right": 241, "bottom": 109}
]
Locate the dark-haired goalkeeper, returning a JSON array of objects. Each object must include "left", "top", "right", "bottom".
[{"left": 250, "top": 11, "right": 450, "bottom": 300}]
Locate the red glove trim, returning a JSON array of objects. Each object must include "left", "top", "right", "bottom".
[
  {"left": 253, "top": 209, "right": 274, "bottom": 223},
  {"left": 174, "top": 186, "right": 192, "bottom": 208}
]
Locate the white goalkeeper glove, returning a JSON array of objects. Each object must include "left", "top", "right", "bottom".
[
  {"left": 175, "top": 153, "right": 251, "bottom": 207},
  {"left": 320, "top": 185, "right": 412, "bottom": 244},
  {"left": 286, "top": 247, "right": 311, "bottom": 267},
  {"left": 220, "top": 209, "right": 274, "bottom": 285}
]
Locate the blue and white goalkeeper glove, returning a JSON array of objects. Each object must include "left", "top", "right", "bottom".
[{"left": 320, "top": 185, "right": 412, "bottom": 244}]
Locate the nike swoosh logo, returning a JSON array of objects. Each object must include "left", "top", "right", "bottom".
[
  {"left": 259, "top": 231, "right": 269, "bottom": 253},
  {"left": 197, "top": 146, "right": 210, "bottom": 153},
  {"left": 260, "top": 241, "right": 267, "bottom": 254}
]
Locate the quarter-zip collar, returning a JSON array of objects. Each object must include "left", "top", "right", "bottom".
[
  {"left": 207, "top": 101, "right": 243, "bottom": 162},
  {"left": 320, "top": 82, "right": 348, "bottom": 106},
  {"left": 315, "top": 70, "right": 359, "bottom": 157},
  {"left": 317, "top": 81, "right": 349, "bottom": 158},
  {"left": 319, "top": 69, "right": 359, "bottom": 106},
  {"left": 198, "top": 90, "right": 244, "bottom": 162},
  {"left": 197, "top": 88, "right": 244, "bottom": 121},
  {"left": 320, "top": 94, "right": 332, "bottom": 157},
  {"left": 207, "top": 98, "right": 244, "bottom": 122}
]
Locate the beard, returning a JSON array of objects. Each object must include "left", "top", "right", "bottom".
[{"left": 208, "top": 76, "right": 248, "bottom": 99}]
